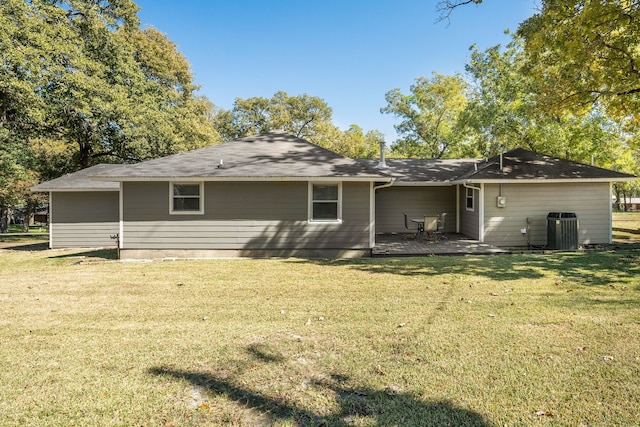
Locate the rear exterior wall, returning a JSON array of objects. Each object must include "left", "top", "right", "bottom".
[
  {"left": 50, "top": 191, "right": 119, "bottom": 248},
  {"left": 483, "top": 182, "right": 611, "bottom": 247},
  {"left": 121, "top": 181, "right": 371, "bottom": 253},
  {"left": 375, "top": 186, "right": 457, "bottom": 234}
]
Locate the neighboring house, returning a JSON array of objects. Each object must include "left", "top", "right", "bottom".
[
  {"left": 32, "top": 131, "right": 636, "bottom": 258},
  {"left": 616, "top": 197, "right": 640, "bottom": 211}
]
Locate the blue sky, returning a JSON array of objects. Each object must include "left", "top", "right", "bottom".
[{"left": 133, "top": 0, "right": 538, "bottom": 141}]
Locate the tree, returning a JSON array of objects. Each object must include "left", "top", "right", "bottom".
[
  {"left": 212, "top": 91, "right": 382, "bottom": 158},
  {"left": 314, "top": 124, "right": 383, "bottom": 158},
  {"left": 0, "top": 0, "right": 221, "bottom": 224},
  {"left": 381, "top": 73, "right": 468, "bottom": 158},
  {"left": 438, "top": 0, "right": 640, "bottom": 124},
  {"left": 1, "top": 0, "right": 220, "bottom": 167},
  {"left": 214, "top": 91, "right": 333, "bottom": 141},
  {"left": 460, "top": 36, "right": 625, "bottom": 165},
  {"left": 517, "top": 1, "right": 640, "bottom": 123}
]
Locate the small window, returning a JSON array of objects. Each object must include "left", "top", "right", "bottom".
[
  {"left": 170, "top": 182, "right": 203, "bottom": 214},
  {"left": 466, "top": 187, "right": 474, "bottom": 211},
  {"left": 310, "top": 183, "right": 341, "bottom": 222}
]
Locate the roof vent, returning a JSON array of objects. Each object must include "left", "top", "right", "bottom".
[
  {"left": 217, "top": 159, "right": 224, "bottom": 169},
  {"left": 376, "top": 141, "right": 388, "bottom": 169}
]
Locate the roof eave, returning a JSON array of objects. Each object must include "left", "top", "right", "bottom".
[
  {"left": 461, "top": 177, "right": 637, "bottom": 184},
  {"left": 90, "top": 175, "right": 390, "bottom": 182},
  {"left": 389, "top": 181, "right": 456, "bottom": 187},
  {"left": 31, "top": 186, "right": 119, "bottom": 192}
]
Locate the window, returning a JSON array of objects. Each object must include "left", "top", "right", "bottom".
[
  {"left": 466, "top": 187, "right": 474, "bottom": 211},
  {"left": 170, "top": 182, "right": 203, "bottom": 214},
  {"left": 309, "top": 183, "right": 341, "bottom": 222}
]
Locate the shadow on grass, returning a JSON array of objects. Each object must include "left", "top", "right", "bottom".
[
  {"left": 287, "top": 250, "right": 640, "bottom": 287},
  {"left": 149, "top": 366, "right": 491, "bottom": 426},
  {"left": 0, "top": 241, "right": 49, "bottom": 251},
  {"left": 48, "top": 248, "right": 118, "bottom": 260},
  {"left": 246, "top": 342, "right": 286, "bottom": 363}
]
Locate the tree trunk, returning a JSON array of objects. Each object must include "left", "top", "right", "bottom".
[
  {"left": 0, "top": 206, "right": 8, "bottom": 233},
  {"left": 22, "top": 199, "right": 37, "bottom": 232}
]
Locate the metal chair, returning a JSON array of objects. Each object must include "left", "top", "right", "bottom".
[
  {"left": 403, "top": 213, "right": 424, "bottom": 239},
  {"left": 430, "top": 212, "right": 447, "bottom": 241},
  {"left": 437, "top": 213, "right": 447, "bottom": 232}
]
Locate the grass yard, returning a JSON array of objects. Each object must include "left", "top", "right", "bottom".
[
  {"left": 613, "top": 212, "right": 640, "bottom": 243},
  {"left": 1, "top": 244, "right": 639, "bottom": 426}
]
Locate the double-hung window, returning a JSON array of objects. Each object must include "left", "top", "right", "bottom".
[
  {"left": 466, "top": 187, "right": 475, "bottom": 211},
  {"left": 170, "top": 182, "right": 204, "bottom": 214},
  {"left": 309, "top": 182, "right": 341, "bottom": 222}
]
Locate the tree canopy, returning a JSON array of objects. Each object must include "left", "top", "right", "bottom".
[
  {"left": 381, "top": 73, "right": 468, "bottom": 158},
  {"left": 1, "top": 0, "right": 222, "bottom": 223},
  {"left": 517, "top": 0, "right": 640, "bottom": 123},
  {"left": 213, "top": 91, "right": 383, "bottom": 158}
]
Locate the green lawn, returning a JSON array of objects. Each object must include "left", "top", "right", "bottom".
[
  {"left": 613, "top": 212, "right": 640, "bottom": 242},
  {"left": 1, "top": 245, "right": 639, "bottom": 426}
]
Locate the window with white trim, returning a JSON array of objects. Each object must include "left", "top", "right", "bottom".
[
  {"left": 170, "top": 182, "right": 204, "bottom": 214},
  {"left": 466, "top": 187, "right": 475, "bottom": 211},
  {"left": 309, "top": 183, "right": 341, "bottom": 222}
]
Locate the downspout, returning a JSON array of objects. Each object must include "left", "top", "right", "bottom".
[
  {"left": 373, "top": 179, "right": 395, "bottom": 191},
  {"left": 479, "top": 183, "right": 485, "bottom": 242},
  {"left": 608, "top": 182, "right": 613, "bottom": 244},
  {"left": 119, "top": 182, "right": 123, "bottom": 256},
  {"left": 48, "top": 192, "right": 53, "bottom": 249},
  {"left": 463, "top": 182, "right": 481, "bottom": 191},
  {"left": 456, "top": 185, "right": 460, "bottom": 233}
]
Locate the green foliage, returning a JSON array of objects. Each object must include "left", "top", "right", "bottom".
[
  {"left": 0, "top": 0, "right": 221, "bottom": 210},
  {"left": 381, "top": 73, "right": 468, "bottom": 158},
  {"left": 214, "top": 91, "right": 333, "bottom": 141},
  {"left": 314, "top": 123, "right": 383, "bottom": 158},
  {"left": 461, "top": 36, "right": 627, "bottom": 165},
  {"left": 518, "top": 0, "right": 640, "bottom": 122},
  {"left": 213, "top": 91, "right": 383, "bottom": 158}
]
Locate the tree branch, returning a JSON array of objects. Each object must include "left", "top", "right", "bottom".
[
  {"left": 436, "top": 0, "right": 483, "bottom": 24},
  {"left": 296, "top": 116, "right": 314, "bottom": 138}
]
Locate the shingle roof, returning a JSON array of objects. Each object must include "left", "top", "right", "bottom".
[
  {"left": 31, "top": 164, "right": 122, "bottom": 191},
  {"left": 358, "top": 158, "right": 479, "bottom": 183},
  {"left": 32, "top": 137, "right": 635, "bottom": 192},
  {"left": 92, "top": 131, "right": 392, "bottom": 180},
  {"left": 463, "top": 148, "right": 636, "bottom": 181}
]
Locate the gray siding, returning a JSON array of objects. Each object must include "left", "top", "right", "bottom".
[
  {"left": 122, "top": 181, "right": 371, "bottom": 250},
  {"left": 50, "top": 191, "right": 119, "bottom": 248},
  {"left": 375, "top": 186, "right": 456, "bottom": 234},
  {"left": 483, "top": 182, "right": 611, "bottom": 246},
  {"left": 459, "top": 185, "right": 480, "bottom": 239}
]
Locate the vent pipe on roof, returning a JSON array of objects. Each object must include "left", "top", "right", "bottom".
[
  {"left": 376, "top": 141, "right": 388, "bottom": 168},
  {"left": 500, "top": 152, "right": 503, "bottom": 171}
]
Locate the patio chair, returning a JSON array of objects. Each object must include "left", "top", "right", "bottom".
[
  {"left": 431, "top": 212, "right": 448, "bottom": 241},
  {"left": 403, "top": 212, "right": 424, "bottom": 239},
  {"left": 437, "top": 213, "right": 447, "bottom": 232}
]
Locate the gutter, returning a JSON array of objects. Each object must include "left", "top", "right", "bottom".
[
  {"left": 373, "top": 178, "right": 396, "bottom": 190},
  {"left": 463, "top": 182, "right": 481, "bottom": 191}
]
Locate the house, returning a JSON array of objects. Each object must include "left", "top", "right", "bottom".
[
  {"left": 30, "top": 164, "right": 122, "bottom": 248},
  {"left": 616, "top": 197, "right": 640, "bottom": 211},
  {"left": 32, "top": 131, "right": 636, "bottom": 258}
]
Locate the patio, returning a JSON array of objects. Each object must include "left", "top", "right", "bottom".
[{"left": 372, "top": 233, "right": 509, "bottom": 257}]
